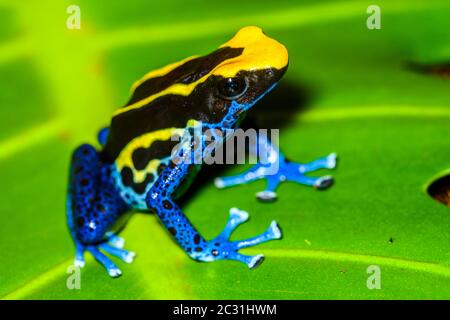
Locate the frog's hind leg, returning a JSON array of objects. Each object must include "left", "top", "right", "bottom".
[
  {"left": 67, "top": 144, "right": 133, "bottom": 278},
  {"left": 215, "top": 133, "right": 337, "bottom": 202}
]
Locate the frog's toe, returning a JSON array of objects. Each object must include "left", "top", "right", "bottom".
[
  {"left": 313, "top": 175, "right": 334, "bottom": 190},
  {"left": 326, "top": 152, "right": 338, "bottom": 169},
  {"left": 73, "top": 242, "right": 86, "bottom": 267},
  {"left": 87, "top": 246, "right": 122, "bottom": 278},
  {"left": 248, "top": 254, "right": 265, "bottom": 269},
  {"left": 108, "top": 234, "right": 125, "bottom": 249},
  {"left": 74, "top": 257, "right": 85, "bottom": 268},
  {"left": 108, "top": 267, "right": 122, "bottom": 278},
  {"left": 256, "top": 190, "right": 277, "bottom": 202},
  {"left": 73, "top": 238, "right": 135, "bottom": 277},
  {"left": 100, "top": 243, "right": 136, "bottom": 264},
  {"left": 226, "top": 252, "right": 265, "bottom": 269}
]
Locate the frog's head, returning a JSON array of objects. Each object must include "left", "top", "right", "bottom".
[
  {"left": 107, "top": 27, "right": 288, "bottom": 159},
  {"left": 198, "top": 26, "right": 289, "bottom": 126},
  {"left": 117, "top": 26, "right": 288, "bottom": 126}
]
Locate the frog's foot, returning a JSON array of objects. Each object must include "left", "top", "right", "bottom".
[
  {"left": 215, "top": 153, "right": 338, "bottom": 202},
  {"left": 73, "top": 240, "right": 136, "bottom": 278},
  {"left": 193, "top": 208, "right": 282, "bottom": 268}
]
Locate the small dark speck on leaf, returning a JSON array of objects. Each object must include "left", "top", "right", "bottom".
[{"left": 389, "top": 237, "right": 395, "bottom": 244}]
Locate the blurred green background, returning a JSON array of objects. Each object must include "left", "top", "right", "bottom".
[{"left": 0, "top": 0, "right": 449, "bottom": 299}]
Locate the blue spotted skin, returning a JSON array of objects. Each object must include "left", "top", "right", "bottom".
[
  {"left": 67, "top": 143, "right": 139, "bottom": 276},
  {"left": 68, "top": 144, "right": 129, "bottom": 244}
]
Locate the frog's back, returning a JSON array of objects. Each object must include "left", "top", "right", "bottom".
[{"left": 101, "top": 45, "right": 244, "bottom": 209}]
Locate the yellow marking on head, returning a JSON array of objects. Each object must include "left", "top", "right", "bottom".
[
  {"left": 217, "top": 26, "right": 288, "bottom": 77},
  {"left": 114, "top": 26, "right": 288, "bottom": 117}
]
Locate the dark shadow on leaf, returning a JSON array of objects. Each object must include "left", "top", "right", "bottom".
[{"left": 407, "top": 61, "right": 450, "bottom": 79}]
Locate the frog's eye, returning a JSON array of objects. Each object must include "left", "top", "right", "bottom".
[{"left": 217, "top": 77, "right": 248, "bottom": 100}]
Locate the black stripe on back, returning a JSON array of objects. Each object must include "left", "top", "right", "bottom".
[{"left": 126, "top": 46, "right": 243, "bottom": 105}]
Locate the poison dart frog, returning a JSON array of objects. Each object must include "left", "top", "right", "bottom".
[{"left": 67, "top": 26, "right": 337, "bottom": 277}]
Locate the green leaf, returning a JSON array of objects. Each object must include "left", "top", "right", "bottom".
[{"left": 1, "top": 0, "right": 449, "bottom": 299}]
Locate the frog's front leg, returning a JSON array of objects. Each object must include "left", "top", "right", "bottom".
[
  {"left": 67, "top": 144, "right": 134, "bottom": 277},
  {"left": 147, "top": 162, "right": 282, "bottom": 268},
  {"left": 215, "top": 134, "right": 337, "bottom": 202},
  {"left": 97, "top": 127, "right": 109, "bottom": 146}
]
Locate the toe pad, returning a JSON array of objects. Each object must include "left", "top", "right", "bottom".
[
  {"left": 256, "top": 191, "right": 277, "bottom": 202},
  {"left": 248, "top": 254, "right": 265, "bottom": 269},
  {"left": 314, "top": 176, "right": 334, "bottom": 190}
]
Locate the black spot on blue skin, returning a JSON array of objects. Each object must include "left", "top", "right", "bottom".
[
  {"left": 75, "top": 166, "right": 83, "bottom": 174},
  {"left": 96, "top": 204, "right": 105, "bottom": 213},
  {"left": 157, "top": 164, "right": 167, "bottom": 175},
  {"left": 194, "top": 234, "right": 200, "bottom": 244},
  {"left": 133, "top": 182, "right": 147, "bottom": 194},
  {"left": 168, "top": 227, "right": 177, "bottom": 236},
  {"left": 195, "top": 247, "right": 202, "bottom": 252},
  {"left": 132, "top": 174, "right": 155, "bottom": 194},
  {"left": 77, "top": 217, "right": 84, "bottom": 227},
  {"left": 121, "top": 167, "right": 133, "bottom": 187},
  {"left": 80, "top": 178, "right": 89, "bottom": 186},
  {"left": 162, "top": 200, "right": 172, "bottom": 209}
]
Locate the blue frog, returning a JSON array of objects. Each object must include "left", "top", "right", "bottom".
[{"left": 67, "top": 26, "right": 337, "bottom": 277}]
